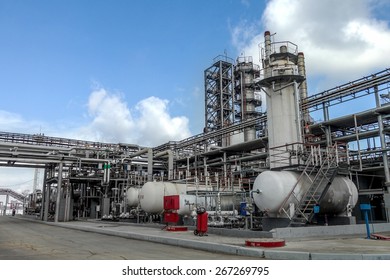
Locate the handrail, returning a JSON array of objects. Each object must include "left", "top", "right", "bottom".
[{"left": 278, "top": 143, "right": 340, "bottom": 220}]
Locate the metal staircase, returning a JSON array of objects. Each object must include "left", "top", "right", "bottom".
[{"left": 278, "top": 144, "right": 340, "bottom": 226}]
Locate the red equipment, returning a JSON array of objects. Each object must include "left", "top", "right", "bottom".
[
  {"left": 194, "top": 207, "right": 208, "bottom": 236},
  {"left": 163, "top": 195, "right": 188, "bottom": 232},
  {"left": 164, "top": 195, "right": 180, "bottom": 210}
]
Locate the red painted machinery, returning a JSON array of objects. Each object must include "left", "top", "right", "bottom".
[
  {"left": 194, "top": 207, "right": 208, "bottom": 236},
  {"left": 163, "top": 195, "right": 187, "bottom": 232}
]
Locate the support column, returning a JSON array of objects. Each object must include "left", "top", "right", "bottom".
[
  {"left": 204, "top": 157, "right": 208, "bottom": 186},
  {"left": 4, "top": 194, "right": 9, "bottom": 216},
  {"left": 147, "top": 149, "right": 153, "bottom": 182},
  {"left": 168, "top": 150, "right": 173, "bottom": 181},
  {"left": 54, "top": 162, "right": 63, "bottom": 223},
  {"left": 375, "top": 84, "right": 390, "bottom": 192},
  {"left": 64, "top": 181, "right": 71, "bottom": 222},
  {"left": 293, "top": 80, "right": 303, "bottom": 143},
  {"left": 323, "top": 104, "right": 332, "bottom": 146},
  {"left": 43, "top": 183, "right": 50, "bottom": 222},
  {"left": 40, "top": 166, "right": 48, "bottom": 221},
  {"left": 223, "top": 152, "right": 227, "bottom": 189}
]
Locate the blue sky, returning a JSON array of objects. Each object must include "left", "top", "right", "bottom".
[
  {"left": 1, "top": 0, "right": 390, "bottom": 194},
  {"left": 0, "top": 0, "right": 266, "bottom": 143}
]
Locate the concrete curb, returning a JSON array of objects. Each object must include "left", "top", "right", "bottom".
[
  {"left": 15, "top": 217, "right": 390, "bottom": 260},
  {"left": 49, "top": 221, "right": 266, "bottom": 258},
  {"left": 271, "top": 223, "right": 390, "bottom": 239}
]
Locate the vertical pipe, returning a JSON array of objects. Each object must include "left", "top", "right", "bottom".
[
  {"left": 64, "top": 182, "right": 71, "bottom": 222},
  {"left": 43, "top": 184, "right": 50, "bottom": 222},
  {"left": 107, "top": 162, "right": 111, "bottom": 184},
  {"left": 204, "top": 67, "right": 208, "bottom": 133},
  {"left": 354, "top": 114, "right": 363, "bottom": 171},
  {"left": 203, "top": 157, "right": 208, "bottom": 186},
  {"left": 374, "top": 84, "right": 390, "bottom": 191},
  {"left": 147, "top": 149, "right": 153, "bottom": 182},
  {"left": 293, "top": 80, "right": 303, "bottom": 143},
  {"left": 323, "top": 104, "right": 332, "bottom": 146},
  {"left": 264, "top": 31, "right": 272, "bottom": 60},
  {"left": 4, "top": 194, "right": 9, "bottom": 216},
  {"left": 240, "top": 71, "right": 244, "bottom": 121},
  {"left": 40, "top": 166, "right": 47, "bottom": 220},
  {"left": 297, "top": 53, "right": 308, "bottom": 100},
  {"left": 219, "top": 61, "right": 224, "bottom": 130},
  {"left": 364, "top": 210, "right": 371, "bottom": 239},
  {"left": 168, "top": 150, "right": 173, "bottom": 181},
  {"left": 223, "top": 152, "right": 227, "bottom": 189},
  {"left": 186, "top": 157, "right": 190, "bottom": 179},
  {"left": 297, "top": 52, "right": 309, "bottom": 125},
  {"left": 54, "top": 162, "right": 63, "bottom": 223},
  {"left": 103, "top": 163, "right": 107, "bottom": 183}
]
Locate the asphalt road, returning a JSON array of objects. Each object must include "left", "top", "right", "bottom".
[{"left": 0, "top": 216, "right": 255, "bottom": 260}]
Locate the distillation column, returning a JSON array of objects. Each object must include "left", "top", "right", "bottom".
[
  {"left": 234, "top": 56, "right": 262, "bottom": 141},
  {"left": 257, "top": 31, "right": 305, "bottom": 168}
]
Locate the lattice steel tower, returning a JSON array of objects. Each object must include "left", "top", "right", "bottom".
[{"left": 204, "top": 56, "right": 234, "bottom": 145}]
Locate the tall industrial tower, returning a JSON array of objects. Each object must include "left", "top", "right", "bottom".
[
  {"left": 234, "top": 56, "right": 262, "bottom": 141},
  {"left": 257, "top": 31, "right": 306, "bottom": 168},
  {"left": 204, "top": 56, "right": 234, "bottom": 146}
]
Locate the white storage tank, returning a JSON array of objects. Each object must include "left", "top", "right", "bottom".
[
  {"left": 138, "top": 182, "right": 187, "bottom": 213},
  {"left": 178, "top": 194, "right": 197, "bottom": 215},
  {"left": 252, "top": 170, "right": 358, "bottom": 217},
  {"left": 126, "top": 187, "right": 141, "bottom": 207}
]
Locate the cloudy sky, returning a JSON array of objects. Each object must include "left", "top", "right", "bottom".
[{"left": 1, "top": 0, "right": 390, "bottom": 194}]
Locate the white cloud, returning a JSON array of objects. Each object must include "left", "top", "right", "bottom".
[
  {"left": 78, "top": 88, "right": 136, "bottom": 143},
  {"left": 78, "top": 88, "right": 191, "bottom": 146},
  {"left": 232, "top": 0, "right": 390, "bottom": 86},
  {"left": 0, "top": 89, "right": 192, "bottom": 194},
  {"left": 0, "top": 88, "right": 191, "bottom": 148},
  {"left": 0, "top": 110, "right": 44, "bottom": 133},
  {"left": 135, "top": 96, "right": 191, "bottom": 146}
]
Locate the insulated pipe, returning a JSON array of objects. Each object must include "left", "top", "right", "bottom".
[
  {"left": 147, "top": 149, "right": 153, "bottom": 182},
  {"left": 297, "top": 52, "right": 308, "bottom": 100},
  {"left": 323, "top": 104, "right": 332, "bottom": 146},
  {"left": 375, "top": 84, "right": 390, "bottom": 191},
  {"left": 154, "top": 150, "right": 173, "bottom": 180},
  {"left": 293, "top": 80, "right": 303, "bottom": 143},
  {"left": 264, "top": 31, "right": 272, "bottom": 60},
  {"left": 0, "top": 141, "right": 76, "bottom": 153},
  {"left": 353, "top": 114, "right": 363, "bottom": 171},
  {"left": 0, "top": 157, "right": 73, "bottom": 165},
  {"left": 122, "top": 148, "right": 153, "bottom": 182},
  {"left": 127, "top": 148, "right": 151, "bottom": 158},
  {"left": 297, "top": 52, "right": 309, "bottom": 124},
  {"left": 0, "top": 154, "right": 110, "bottom": 165},
  {"left": 40, "top": 169, "right": 48, "bottom": 221},
  {"left": 54, "top": 161, "right": 63, "bottom": 223},
  {"left": 3, "top": 194, "right": 9, "bottom": 216}
]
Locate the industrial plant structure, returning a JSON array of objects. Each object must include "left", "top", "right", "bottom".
[{"left": 1, "top": 31, "right": 390, "bottom": 233}]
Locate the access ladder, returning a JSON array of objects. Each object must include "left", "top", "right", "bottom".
[{"left": 278, "top": 145, "right": 339, "bottom": 226}]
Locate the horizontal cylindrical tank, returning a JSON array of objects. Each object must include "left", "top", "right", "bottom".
[
  {"left": 138, "top": 181, "right": 243, "bottom": 215},
  {"left": 126, "top": 187, "right": 141, "bottom": 207},
  {"left": 139, "top": 182, "right": 186, "bottom": 213},
  {"left": 178, "top": 194, "right": 197, "bottom": 215},
  {"left": 244, "top": 127, "right": 256, "bottom": 142},
  {"left": 252, "top": 171, "right": 358, "bottom": 217}
]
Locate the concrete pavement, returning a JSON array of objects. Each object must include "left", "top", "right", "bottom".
[{"left": 21, "top": 217, "right": 390, "bottom": 260}]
